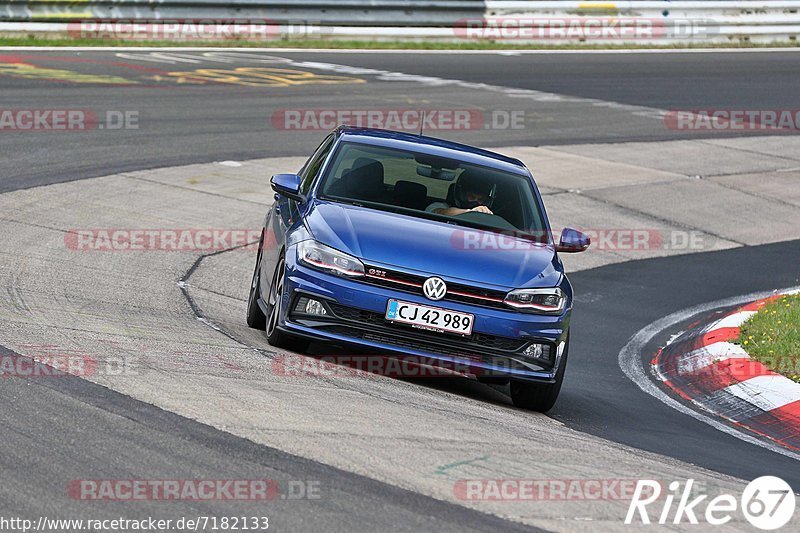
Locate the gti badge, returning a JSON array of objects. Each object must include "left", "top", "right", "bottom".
[{"left": 423, "top": 277, "right": 447, "bottom": 301}]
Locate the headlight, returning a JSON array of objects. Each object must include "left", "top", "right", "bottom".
[
  {"left": 504, "top": 287, "right": 566, "bottom": 314},
  {"left": 297, "top": 240, "right": 365, "bottom": 277}
]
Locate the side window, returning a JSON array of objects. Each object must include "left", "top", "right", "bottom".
[{"left": 300, "top": 135, "right": 334, "bottom": 195}]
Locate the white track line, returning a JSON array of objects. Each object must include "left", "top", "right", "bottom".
[
  {"left": 1, "top": 46, "right": 800, "bottom": 54},
  {"left": 102, "top": 50, "right": 670, "bottom": 122},
  {"left": 618, "top": 286, "right": 800, "bottom": 461}
]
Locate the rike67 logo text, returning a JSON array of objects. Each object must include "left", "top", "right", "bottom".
[{"left": 626, "top": 477, "right": 795, "bottom": 529}]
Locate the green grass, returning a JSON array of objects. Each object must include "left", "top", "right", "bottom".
[
  {"left": 738, "top": 294, "right": 800, "bottom": 383},
  {"left": 0, "top": 35, "right": 799, "bottom": 50}
]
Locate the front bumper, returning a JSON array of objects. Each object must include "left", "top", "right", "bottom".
[{"left": 278, "top": 254, "right": 569, "bottom": 382}]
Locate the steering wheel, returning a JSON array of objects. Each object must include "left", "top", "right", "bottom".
[{"left": 454, "top": 210, "right": 517, "bottom": 231}]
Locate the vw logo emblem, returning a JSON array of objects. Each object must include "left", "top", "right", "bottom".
[{"left": 423, "top": 277, "right": 447, "bottom": 301}]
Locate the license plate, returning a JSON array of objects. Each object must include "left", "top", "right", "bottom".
[{"left": 385, "top": 299, "right": 474, "bottom": 335}]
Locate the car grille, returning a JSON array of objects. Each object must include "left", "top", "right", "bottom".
[
  {"left": 323, "top": 302, "right": 527, "bottom": 354},
  {"left": 361, "top": 264, "right": 509, "bottom": 310},
  {"left": 322, "top": 326, "right": 490, "bottom": 361}
]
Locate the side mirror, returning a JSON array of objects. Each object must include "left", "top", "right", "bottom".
[
  {"left": 555, "top": 227, "right": 590, "bottom": 253},
  {"left": 271, "top": 173, "right": 305, "bottom": 203}
]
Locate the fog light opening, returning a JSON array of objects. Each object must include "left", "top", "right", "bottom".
[
  {"left": 522, "top": 343, "right": 552, "bottom": 365},
  {"left": 294, "top": 296, "right": 328, "bottom": 316},
  {"left": 305, "top": 298, "right": 327, "bottom": 316}
]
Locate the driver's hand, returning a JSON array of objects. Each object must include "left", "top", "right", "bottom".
[{"left": 470, "top": 205, "right": 493, "bottom": 214}]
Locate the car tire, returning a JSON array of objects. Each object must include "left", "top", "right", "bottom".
[
  {"left": 510, "top": 334, "right": 569, "bottom": 412},
  {"left": 265, "top": 254, "right": 310, "bottom": 352},
  {"left": 246, "top": 232, "right": 267, "bottom": 329}
]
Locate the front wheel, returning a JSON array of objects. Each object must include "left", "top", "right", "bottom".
[
  {"left": 265, "top": 255, "right": 309, "bottom": 352},
  {"left": 510, "top": 335, "right": 569, "bottom": 412}
]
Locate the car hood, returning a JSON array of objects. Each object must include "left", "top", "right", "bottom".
[{"left": 303, "top": 201, "right": 562, "bottom": 289}]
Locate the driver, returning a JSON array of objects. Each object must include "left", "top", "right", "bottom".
[{"left": 426, "top": 170, "right": 497, "bottom": 216}]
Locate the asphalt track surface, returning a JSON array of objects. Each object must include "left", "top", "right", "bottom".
[
  {"left": 0, "top": 345, "right": 534, "bottom": 532},
  {"left": 561, "top": 242, "right": 800, "bottom": 488},
  {"left": 2, "top": 49, "right": 800, "bottom": 191},
  {"left": 1, "top": 49, "right": 800, "bottom": 528}
]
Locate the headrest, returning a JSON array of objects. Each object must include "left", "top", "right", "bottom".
[
  {"left": 344, "top": 159, "right": 385, "bottom": 199},
  {"left": 394, "top": 180, "right": 428, "bottom": 209}
]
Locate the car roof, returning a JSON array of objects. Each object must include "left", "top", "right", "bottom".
[{"left": 335, "top": 126, "right": 530, "bottom": 177}]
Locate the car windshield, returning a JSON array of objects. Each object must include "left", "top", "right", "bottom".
[{"left": 318, "top": 141, "right": 547, "bottom": 237}]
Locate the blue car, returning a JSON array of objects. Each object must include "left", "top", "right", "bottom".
[{"left": 247, "top": 126, "right": 589, "bottom": 411}]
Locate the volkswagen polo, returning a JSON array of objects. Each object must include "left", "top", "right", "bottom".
[{"left": 247, "top": 126, "right": 589, "bottom": 411}]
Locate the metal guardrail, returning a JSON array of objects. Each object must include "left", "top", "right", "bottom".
[
  {"left": 3, "top": 1, "right": 485, "bottom": 26},
  {"left": 0, "top": 1, "right": 799, "bottom": 43}
]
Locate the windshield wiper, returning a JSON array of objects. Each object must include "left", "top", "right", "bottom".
[
  {"left": 323, "top": 196, "right": 365, "bottom": 208},
  {"left": 324, "top": 196, "right": 417, "bottom": 218}
]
